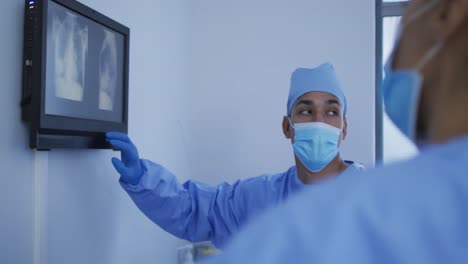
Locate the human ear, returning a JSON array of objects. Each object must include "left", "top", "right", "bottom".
[{"left": 282, "top": 116, "right": 292, "bottom": 139}]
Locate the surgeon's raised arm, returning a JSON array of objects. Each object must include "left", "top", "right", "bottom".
[{"left": 106, "top": 132, "right": 251, "bottom": 247}]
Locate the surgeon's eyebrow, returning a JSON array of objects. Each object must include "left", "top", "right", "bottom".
[
  {"left": 326, "top": 99, "right": 341, "bottom": 106},
  {"left": 295, "top": 99, "right": 313, "bottom": 106},
  {"left": 295, "top": 99, "right": 341, "bottom": 107}
]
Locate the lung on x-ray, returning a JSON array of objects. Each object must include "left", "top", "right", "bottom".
[{"left": 45, "top": 0, "right": 124, "bottom": 123}]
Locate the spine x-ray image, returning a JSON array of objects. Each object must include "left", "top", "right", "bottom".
[{"left": 52, "top": 12, "right": 88, "bottom": 102}]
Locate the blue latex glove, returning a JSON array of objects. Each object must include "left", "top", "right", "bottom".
[{"left": 106, "top": 132, "right": 144, "bottom": 185}]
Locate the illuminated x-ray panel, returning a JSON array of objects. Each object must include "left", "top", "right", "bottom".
[{"left": 45, "top": 0, "right": 124, "bottom": 123}]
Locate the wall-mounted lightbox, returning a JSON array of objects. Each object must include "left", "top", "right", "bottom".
[{"left": 21, "top": 0, "right": 130, "bottom": 150}]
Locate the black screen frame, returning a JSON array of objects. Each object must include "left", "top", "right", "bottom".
[{"left": 22, "top": 0, "right": 130, "bottom": 150}]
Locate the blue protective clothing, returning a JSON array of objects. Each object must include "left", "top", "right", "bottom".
[
  {"left": 107, "top": 132, "right": 144, "bottom": 185},
  {"left": 288, "top": 64, "right": 347, "bottom": 116},
  {"left": 120, "top": 158, "right": 363, "bottom": 247},
  {"left": 202, "top": 136, "right": 468, "bottom": 264}
]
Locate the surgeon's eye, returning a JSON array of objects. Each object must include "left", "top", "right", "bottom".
[
  {"left": 298, "top": 109, "right": 313, "bottom": 115},
  {"left": 326, "top": 107, "right": 340, "bottom": 117}
]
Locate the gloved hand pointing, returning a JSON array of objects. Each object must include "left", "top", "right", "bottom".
[{"left": 106, "top": 132, "right": 144, "bottom": 185}]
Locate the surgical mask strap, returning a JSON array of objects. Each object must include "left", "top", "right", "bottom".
[
  {"left": 288, "top": 117, "right": 294, "bottom": 128},
  {"left": 394, "top": 0, "right": 444, "bottom": 72},
  {"left": 403, "top": 0, "right": 440, "bottom": 28},
  {"left": 415, "top": 41, "right": 444, "bottom": 71}
]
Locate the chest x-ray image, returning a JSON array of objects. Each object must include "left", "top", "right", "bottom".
[
  {"left": 51, "top": 11, "right": 88, "bottom": 102},
  {"left": 44, "top": 0, "right": 125, "bottom": 123},
  {"left": 99, "top": 30, "right": 118, "bottom": 111}
]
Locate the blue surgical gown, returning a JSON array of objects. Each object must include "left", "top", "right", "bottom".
[
  {"left": 120, "top": 160, "right": 363, "bottom": 247},
  {"left": 203, "top": 136, "right": 468, "bottom": 263}
]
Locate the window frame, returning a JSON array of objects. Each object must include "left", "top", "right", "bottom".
[{"left": 375, "top": 1, "right": 408, "bottom": 163}]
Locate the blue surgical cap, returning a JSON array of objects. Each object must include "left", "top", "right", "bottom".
[{"left": 287, "top": 63, "right": 347, "bottom": 116}]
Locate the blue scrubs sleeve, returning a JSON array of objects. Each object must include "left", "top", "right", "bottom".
[{"left": 120, "top": 159, "right": 274, "bottom": 247}]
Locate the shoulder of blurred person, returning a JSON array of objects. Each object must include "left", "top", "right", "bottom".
[{"left": 203, "top": 136, "right": 468, "bottom": 263}]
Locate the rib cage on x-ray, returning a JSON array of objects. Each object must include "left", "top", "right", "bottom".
[{"left": 52, "top": 12, "right": 88, "bottom": 102}]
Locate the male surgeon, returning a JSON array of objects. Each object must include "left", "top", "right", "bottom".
[
  {"left": 203, "top": 0, "right": 468, "bottom": 262},
  {"left": 107, "top": 63, "right": 364, "bottom": 247}
]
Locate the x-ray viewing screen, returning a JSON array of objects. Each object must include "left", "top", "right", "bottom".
[{"left": 45, "top": 0, "right": 125, "bottom": 123}]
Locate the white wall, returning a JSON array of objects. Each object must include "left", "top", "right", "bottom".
[
  {"left": 1, "top": 3, "right": 35, "bottom": 264},
  {"left": 1, "top": 1, "right": 376, "bottom": 264},
  {"left": 186, "top": 0, "right": 376, "bottom": 183},
  {"left": 2, "top": 1, "right": 191, "bottom": 264}
]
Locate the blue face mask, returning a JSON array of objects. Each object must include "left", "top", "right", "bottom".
[
  {"left": 382, "top": 67, "right": 424, "bottom": 141},
  {"left": 383, "top": 0, "right": 443, "bottom": 143},
  {"left": 290, "top": 121, "right": 341, "bottom": 173}
]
